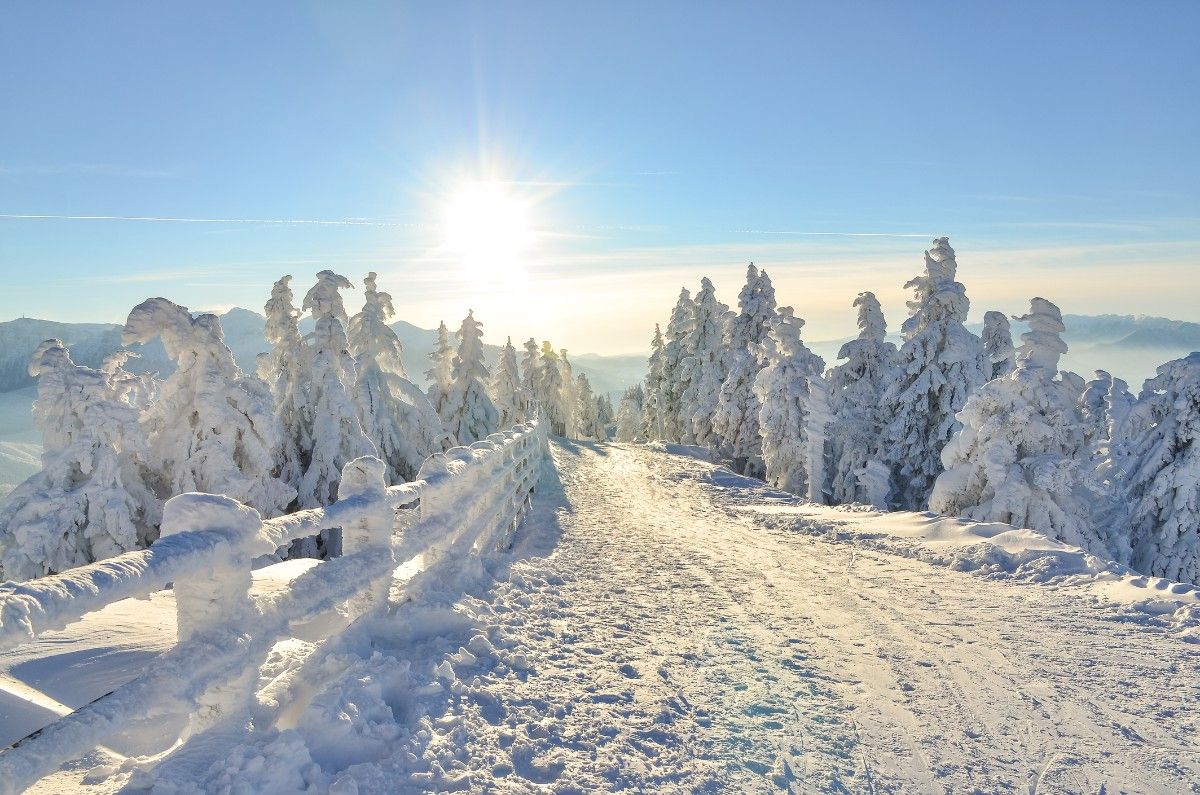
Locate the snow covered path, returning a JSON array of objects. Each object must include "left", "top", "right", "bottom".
[{"left": 55, "top": 440, "right": 1199, "bottom": 793}]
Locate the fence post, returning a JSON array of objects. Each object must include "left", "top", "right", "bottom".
[{"left": 337, "top": 456, "right": 393, "bottom": 608}]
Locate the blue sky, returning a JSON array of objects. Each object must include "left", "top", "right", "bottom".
[{"left": 1, "top": 1, "right": 1197, "bottom": 353}]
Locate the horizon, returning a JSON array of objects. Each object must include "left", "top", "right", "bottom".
[{"left": 2, "top": 2, "right": 1198, "bottom": 354}]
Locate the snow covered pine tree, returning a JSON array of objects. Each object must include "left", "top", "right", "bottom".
[{"left": 443, "top": 310, "right": 500, "bottom": 445}]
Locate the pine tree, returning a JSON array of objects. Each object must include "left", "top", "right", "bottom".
[
  {"left": 643, "top": 325, "right": 667, "bottom": 441},
  {"left": 349, "top": 273, "right": 448, "bottom": 483},
  {"left": 680, "top": 277, "right": 729, "bottom": 450},
  {"left": 257, "top": 275, "right": 311, "bottom": 497},
  {"left": 575, "top": 373, "right": 602, "bottom": 441},
  {"left": 982, "top": 310, "right": 1016, "bottom": 381},
  {"left": 596, "top": 392, "right": 615, "bottom": 435},
  {"left": 930, "top": 299, "right": 1116, "bottom": 558},
  {"left": 661, "top": 288, "right": 694, "bottom": 442},
  {"left": 121, "top": 298, "right": 297, "bottom": 518},
  {"left": 713, "top": 265, "right": 778, "bottom": 476},
  {"left": 879, "top": 237, "right": 987, "bottom": 510},
  {"left": 559, "top": 349, "right": 579, "bottom": 439},
  {"left": 426, "top": 321, "right": 455, "bottom": 425},
  {"left": 297, "top": 271, "right": 377, "bottom": 513},
  {"left": 443, "top": 310, "right": 500, "bottom": 445},
  {"left": 0, "top": 341, "right": 157, "bottom": 580},
  {"left": 520, "top": 337, "right": 541, "bottom": 421},
  {"left": 491, "top": 337, "right": 524, "bottom": 428},
  {"left": 753, "top": 308, "right": 829, "bottom": 501},
  {"left": 537, "top": 342, "right": 567, "bottom": 435},
  {"left": 1119, "top": 353, "right": 1200, "bottom": 583},
  {"left": 827, "top": 292, "right": 898, "bottom": 507},
  {"left": 616, "top": 384, "right": 646, "bottom": 443}
]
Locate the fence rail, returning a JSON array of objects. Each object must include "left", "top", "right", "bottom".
[{"left": 0, "top": 418, "right": 547, "bottom": 794}]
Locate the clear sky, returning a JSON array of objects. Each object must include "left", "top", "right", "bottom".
[{"left": 2, "top": 1, "right": 1197, "bottom": 353}]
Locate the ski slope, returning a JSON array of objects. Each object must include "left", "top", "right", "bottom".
[{"left": 16, "top": 440, "right": 1200, "bottom": 793}]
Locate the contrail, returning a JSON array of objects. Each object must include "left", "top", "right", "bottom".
[{"left": 0, "top": 213, "right": 422, "bottom": 228}]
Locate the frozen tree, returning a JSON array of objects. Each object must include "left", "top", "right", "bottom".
[
  {"left": 559, "top": 349, "right": 579, "bottom": 439},
  {"left": 930, "top": 299, "right": 1116, "bottom": 558},
  {"left": 123, "top": 298, "right": 295, "bottom": 518},
  {"left": 643, "top": 325, "right": 667, "bottom": 441},
  {"left": 257, "top": 275, "right": 311, "bottom": 496},
  {"left": 753, "top": 308, "right": 829, "bottom": 502},
  {"left": 680, "top": 277, "right": 729, "bottom": 450},
  {"left": 520, "top": 338, "right": 541, "bottom": 421},
  {"left": 425, "top": 321, "right": 455, "bottom": 424},
  {"left": 826, "top": 292, "right": 898, "bottom": 507},
  {"left": 616, "top": 384, "right": 646, "bottom": 443},
  {"left": 443, "top": 311, "right": 500, "bottom": 445},
  {"left": 297, "top": 271, "right": 377, "bottom": 514},
  {"left": 661, "top": 288, "right": 694, "bottom": 442},
  {"left": 596, "top": 393, "right": 615, "bottom": 436},
  {"left": 879, "top": 237, "right": 987, "bottom": 510},
  {"left": 0, "top": 341, "right": 157, "bottom": 580},
  {"left": 575, "top": 373, "right": 602, "bottom": 441},
  {"left": 713, "top": 265, "right": 778, "bottom": 476},
  {"left": 537, "top": 343, "right": 567, "bottom": 435},
  {"left": 491, "top": 337, "right": 524, "bottom": 428},
  {"left": 1118, "top": 353, "right": 1200, "bottom": 583},
  {"left": 982, "top": 311, "right": 1016, "bottom": 381},
  {"left": 349, "top": 273, "right": 447, "bottom": 483}
]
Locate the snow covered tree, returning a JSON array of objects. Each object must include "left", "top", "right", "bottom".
[
  {"left": 425, "top": 321, "right": 455, "bottom": 424},
  {"left": 559, "top": 349, "right": 579, "bottom": 439},
  {"left": 349, "top": 273, "right": 448, "bottom": 483},
  {"left": 616, "top": 384, "right": 646, "bottom": 443},
  {"left": 537, "top": 342, "right": 567, "bottom": 435},
  {"left": 879, "top": 237, "right": 987, "bottom": 510},
  {"left": 443, "top": 311, "right": 500, "bottom": 445},
  {"left": 257, "top": 275, "right": 311, "bottom": 496},
  {"left": 680, "top": 277, "right": 729, "bottom": 450},
  {"left": 753, "top": 308, "right": 829, "bottom": 502},
  {"left": 575, "top": 373, "right": 602, "bottom": 440},
  {"left": 826, "top": 292, "right": 898, "bottom": 507},
  {"left": 661, "top": 288, "right": 694, "bottom": 442},
  {"left": 520, "top": 337, "right": 541, "bottom": 421},
  {"left": 982, "top": 311, "right": 1016, "bottom": 381},
  {"left": 596, "top": 393, "right": 615, "bottom": 436},
  {"left": 713, "top": 265, "right": 778, "bottom": 476},
  {"left": 0, "top": 340, "right": 157, "bottom": 580},
  {"left": 491, "top": 337, "right": 524, "bottom": 428},
  {"left": 1118, "top": 353, "right": 1200, "bottom": 583},
  {"left": 297, "top": 271, "right": 377, "bottom": 513},
  {"left": 643, "top": 325, "right": 667, "bottom": 441},
  {"left": 930, "top": 299, "right": 1116, "bottom": 558},
  {"left": 122, "top": 298, "right": 296, "bottom": 518}
]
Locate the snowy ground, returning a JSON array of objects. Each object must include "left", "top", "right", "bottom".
[{"left": 12, "top": 440, "right": 1200, "bottom": 792}]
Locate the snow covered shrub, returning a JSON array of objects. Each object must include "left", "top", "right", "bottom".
[
  {"left": 680, "top": 277, "right": 729, "bottom": 450},
  {"left": 930, "top": 299, "right": 1119, "bottom": 559},
  {"left": 879, "top": 237, "right": 987, "bottom": 510},
  {"left": 123, "top": 298, "right": 296, "bottom": 518},
  {"left": 1119, "top": 352, "right": 1200, "bottom": 583},
  {"left": 443, "top": 311, "right": 500, "bottom": 445},
  {"left": 753, "top": 308, "right": 829, "bottom": 502},
  {"left": 0, "top": 340, "right": 157, "bottom": 580},
  {"left": 713, "top": 264, "right": 778, "bottom": 477},
  {"left": 826, "top": 292, "right": 897, "bottom": 508}
]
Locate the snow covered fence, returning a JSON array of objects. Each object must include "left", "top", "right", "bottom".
[{"left": 0, "top": 418, "right": 547, "bottom": 793}]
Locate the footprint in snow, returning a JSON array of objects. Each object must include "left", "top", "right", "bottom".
[{"left": 619, "top": 663, "right": 640, "bottom": 679}]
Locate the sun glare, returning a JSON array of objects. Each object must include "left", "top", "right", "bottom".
[{"left": 441, "top": 181, "right": 534, "bottom": 281}]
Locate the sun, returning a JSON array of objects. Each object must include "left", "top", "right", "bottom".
[{"left": 441, "top": 181, "right": 534, "bottom": 281}]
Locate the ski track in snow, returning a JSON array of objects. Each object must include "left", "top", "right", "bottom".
[{"left": 35, "top": 440, "right": 1200, "bottom": 793}]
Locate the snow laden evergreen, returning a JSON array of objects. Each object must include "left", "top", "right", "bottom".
[
  {"left": 574, "top": 373, "right": 602, "bottom": 441},
  {"left": 879, "top": 237, "right": 987, "bottom": 510},
  {"left": 615, "top": 384, "right": 646, "bottom": 443},
  {"left": 930, "top": 299, "right": 1117, "bottom": 559},
  {"left": 520, "top": 338, "right": 541, "bottom": 421},
  {"left": 425, "top": 321, "right": 455, "bottom": 425},
  {"left": 679, "top": 277, "right": 729, "bottom": 449},
  {"left": 982, "top": 311, "right": 1016, "bottom": 381},
  {"left": 491, "top": 337, "right": 524, "bottom": 428},
  {"left": 349, "top": 273, "right": 447, "bottom": 483},
  {"left": 753, "top": 308, "right": 829, "bottom": 502},
  {"left": 596, "top": 393, "right": 615, "bottom": 437},
  {"left": 660, "top": 288, "right": 694, "bottom": 442},
  {"left": 257, "top": 275, "right": 311, "bottom": 496},
  {"left": 559, "top": 349, "right": 579, "bottom": 439},
  {"left": 0, "top": 341, "right": 157, "bottom": 581},
  {"left": 442, "top": 311, "right": 500, "bottom": 445},
  {"left": 1118, "top": 353, "right": 1200, "bottom": 583},
  {"left": 643, "top": 325, "right": 667, "bottom": 441},
  {"left": 123, "top": 298, "right": 296, "bottom": 518},
  {"left": 712, "top": 265, "right": 778, "bottom": 476},
  {"left": 297, "top": 271, "right": 377, "bottom": 512},
  {"left": 826, "top": 292, "right": 898, "bottom": 507},
  {"left": 537, "top": 343, "right": 567, "bottom": 436}
]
